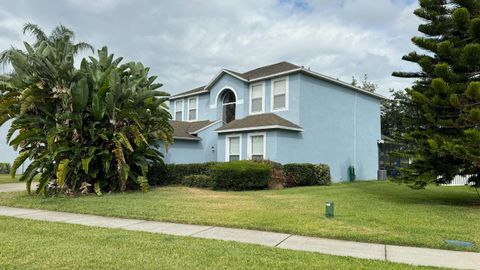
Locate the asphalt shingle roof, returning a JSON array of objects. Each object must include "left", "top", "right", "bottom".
[
  {"left": 170, "top": 85, "right": 206, "bottom": 99},
  {"left": 234, "top": 61, "right": 300, "bottom": 80},
  {"left": 169, "top": 120, "right": 214, "bottom": 140},
  {"left": 215, "top": 113, "right": 302, "bottom": 133},
  {"left": 170, "top": 62, "right": 300, "bottom": 99}
]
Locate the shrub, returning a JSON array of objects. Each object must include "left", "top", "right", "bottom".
[
  {"left": 167, "top": 162, "right": 218, "bottom": 184},
  {"left": 0, "top": 163, "right": 10, "bottom": 174},
  {"left": 315, "top": 164, "right": 331, "bottom": 185},
  {"left": 182, "top": 174, "right": 214, "bottom": 188},
  {"left": 211, "top": 160, "right": 272, "bottom": 190},
  {"left": 147, "top": 163, "right": 170, "bottom": 186},
  {"left": 254, "top": 160, "right": 286, "bottom": 189},
  {"left": 148, "top": 162, "right": 218, "bottom": 186},
  {"left": 283, "top": 163, "right": 331, "bottom": 187}
]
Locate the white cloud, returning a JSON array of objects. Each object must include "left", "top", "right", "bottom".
[{"left": 0, "top": 0, "right": 424, "bottom": 163}]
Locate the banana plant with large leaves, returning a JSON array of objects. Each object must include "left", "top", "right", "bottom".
[{"left": 0, "top": 24, "right": 172, "bottom": 195}]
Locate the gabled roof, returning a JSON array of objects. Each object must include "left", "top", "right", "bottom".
[
  {"left": 169, "top": 120, "right": 215, "bottom": 140},
  {"left": 169, "top": 61, "right": 385, "bottom": 101},
  {"left": 169, "top": 62, "right": 301, "bottom": 100},
  {"left": 234, "top": 61, "right": 300, "bottom": 80},
  {"left": 204, "top": 61, "right": 301, "bottom": 90},
  {"left": 215, "top": 113, "right": 303, "bottom": 133}
]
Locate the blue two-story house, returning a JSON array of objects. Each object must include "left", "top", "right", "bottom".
[{"left": 166, "top": 62, "right": 383, "bottom": 182}]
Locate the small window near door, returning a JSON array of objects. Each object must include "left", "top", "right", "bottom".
[
  {"left": 175, "top": 100, "right": 183, "bottom": 121},
  {"left": 272, "top": 77, "right": 287, "bottom": 111},
  {"left": 250, "top": 83, "right": 264, "bottom": 114},
  {"left": 249, "top": 133, "right": 265, "bottom": 160},
  {"left": 227, "top": 136, "right": 241, "bottom": 161},
  {"left": 188, "top": 97, "right": 197, "bottom": 121}
]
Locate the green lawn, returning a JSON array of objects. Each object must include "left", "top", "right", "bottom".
[
  {"left": 0, "top": 216, "right": 444, "bottom": 270},
  {"left": 0, "top": 181, "right": 478, "bottom": 252},
  {"left": 0, "top": 174, "right": 18, "bottom": 184}
]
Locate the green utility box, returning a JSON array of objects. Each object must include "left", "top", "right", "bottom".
[
  {"left": 325, "top": 201, "right": 334, "bottom": 218},
  {"left": 348, "top": 166, "right": 356, "bottom": 182}
]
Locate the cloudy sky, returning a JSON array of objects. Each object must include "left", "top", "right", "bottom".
[{"left": 0, "top": 0, "right": 421, "bottom": 164}]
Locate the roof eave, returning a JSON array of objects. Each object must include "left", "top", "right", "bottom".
[
  {"left": 299, "top": 69, "right": 386, "bottom": 100},
  {"left": 169, "top": 90, "right": 209, "bottom": 101},
  {"left": 204, "top": 69, "right": 248, "bottom": 90},
  {"left": 216, "top": 125, "right": 304, "bottom": 133},
  {"left": 173, "top": 136, "right": 201, "bottom": 141},
  {"left": 189, "top": 119, "right": 222, "bottom": 135}
]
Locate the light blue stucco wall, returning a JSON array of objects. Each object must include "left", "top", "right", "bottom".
[
  {"left": 164, "top": 121, "right": 221, "bottom": 164},
  {"left": 208, "top": 74, "right": 249, "bottom": 120},
  {"left": 168, "top": 93, "right": 211, "bottom": 121},
  {"left": 166, "top": 72, "right": 381, "bottom": 182},
  {"left": 262, "top": 74, "right": 301, "bottom": 124},
  {"left": 169, "top": 73, "right": 249, "bottom": 122},
  {"left": 291, "top": 74, "right": 380, "bottom": 181}
]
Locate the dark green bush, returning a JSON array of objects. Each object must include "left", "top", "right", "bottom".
[
  {"left": 254, "top": 160, "right": 286, "bottom": 189},
  {"left": 283, "top": 163, "right": 331, "bottom": 187},
  {"left": 147, "top": 162, "right": 170, "bottom": 185},
  {"left": 0, "top": 163, "right": 10, "bottom": 174},
  {"left": 148, "top": 162, "right": 218, "bottom": 186},
  {"left": 182, "top": 174, "right": 214, "bottom": 188},
  {"left": 314, "top": 164, "right": 331, "bottom": 184},
  {"left": 211, "top": 160, "right": 272, "bottom": 190}
]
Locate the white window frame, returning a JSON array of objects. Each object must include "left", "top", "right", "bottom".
[
  {"left": 247, "top": 132, "right": 266, "bottom": 160},
  {"left": 187, "top": 96, "right": 198, "bottom": 121},
  {"left": 225, "top": 134, "right": 242, "bottom": 161},
  {"left": 249, "top": 81, "right": 265, "bottom": 115},
  {"left": 271, "top": 76, "right": 289, "bottom": 112},
  {"left": 174, "top": 99, "right": 184, "bottom": 121}
]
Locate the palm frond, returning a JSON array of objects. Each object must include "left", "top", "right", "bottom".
[
  {"left": 73, "top": 42, "right": 94, "bottom": 54},
  {"left": 22, "top": 23, "right": 47, "bottom": 44}
]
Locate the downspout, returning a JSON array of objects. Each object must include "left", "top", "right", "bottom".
[{"left": 353, "top": 91, "right": 357, "bottom": 171}]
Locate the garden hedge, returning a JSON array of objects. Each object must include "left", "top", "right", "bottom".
[
  {"left": 182, "top": 174, "right": 214, "bottom": 188},
  {"left": 149, "top": 161, "right": 330, "bottom": 189},
  {"left": 148, "top": 162, "right": 218, "bottom": 186},
  {"left": 211, "top": 160, "right": 272, "bottom": 190},
  {"left": 283, "top": 163, "right": 331, "bottom": 186}
]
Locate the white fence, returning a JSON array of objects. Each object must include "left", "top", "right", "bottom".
[{"left": 443, "top": 175, "right": 471, "bottom": 186}]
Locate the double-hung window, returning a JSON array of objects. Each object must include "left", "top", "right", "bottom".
[
  {"left": 188, "top": 97, "right": 198, "bottom": 121},
  {"left": 226, "top": 135, "right": 241, "bottom": 161},
  {"left": 250, "top": 83, "right": 264, "bottom": 114},
  {"left": 272, "top": 77, "right": 288, "bottom": 111},
  {"left": 248, "top": 133, "right": 265, "bottom": 160},
  {"left": 175, "top": 100, "right": 183, "bottom": 121}
]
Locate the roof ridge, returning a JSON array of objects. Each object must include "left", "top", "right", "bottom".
[{"left": 240, "top": 61, "right": 299, "bottom": 75}]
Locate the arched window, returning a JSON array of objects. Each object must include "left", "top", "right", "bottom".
[{"left": 222, "top": 90, "right": 236, "bottom": 124}]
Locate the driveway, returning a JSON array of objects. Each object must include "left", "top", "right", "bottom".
[{"left": 0, "top": 183, "right": 27, "bottom": 193}]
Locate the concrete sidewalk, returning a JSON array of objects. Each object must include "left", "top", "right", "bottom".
[{"left": 0, "top": 206, "right": 478, "bottom": 269}]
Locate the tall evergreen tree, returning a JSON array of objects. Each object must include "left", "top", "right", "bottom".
[{"left": 393, "top": 0, "right": 480, "bottom": 188}]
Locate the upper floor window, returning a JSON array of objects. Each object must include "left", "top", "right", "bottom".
[
  {"left": 250, "top": 82, "right": 264, "bottom": 114},
  {"left": 272, "top": 77, "right": 288, "bottom": 111},
  {"left": 222, "top": 90, "right": 236, "bottom": 124},
  {"left": 174, "top": 100, "right": 183, "bottom": 121},
  {"left": 188, "top": 96, "right": 198, "bottom": 121}
]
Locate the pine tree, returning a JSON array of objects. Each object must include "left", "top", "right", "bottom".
[{"left": 393, "top": 0, "right": 480, "bottom": 188}]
